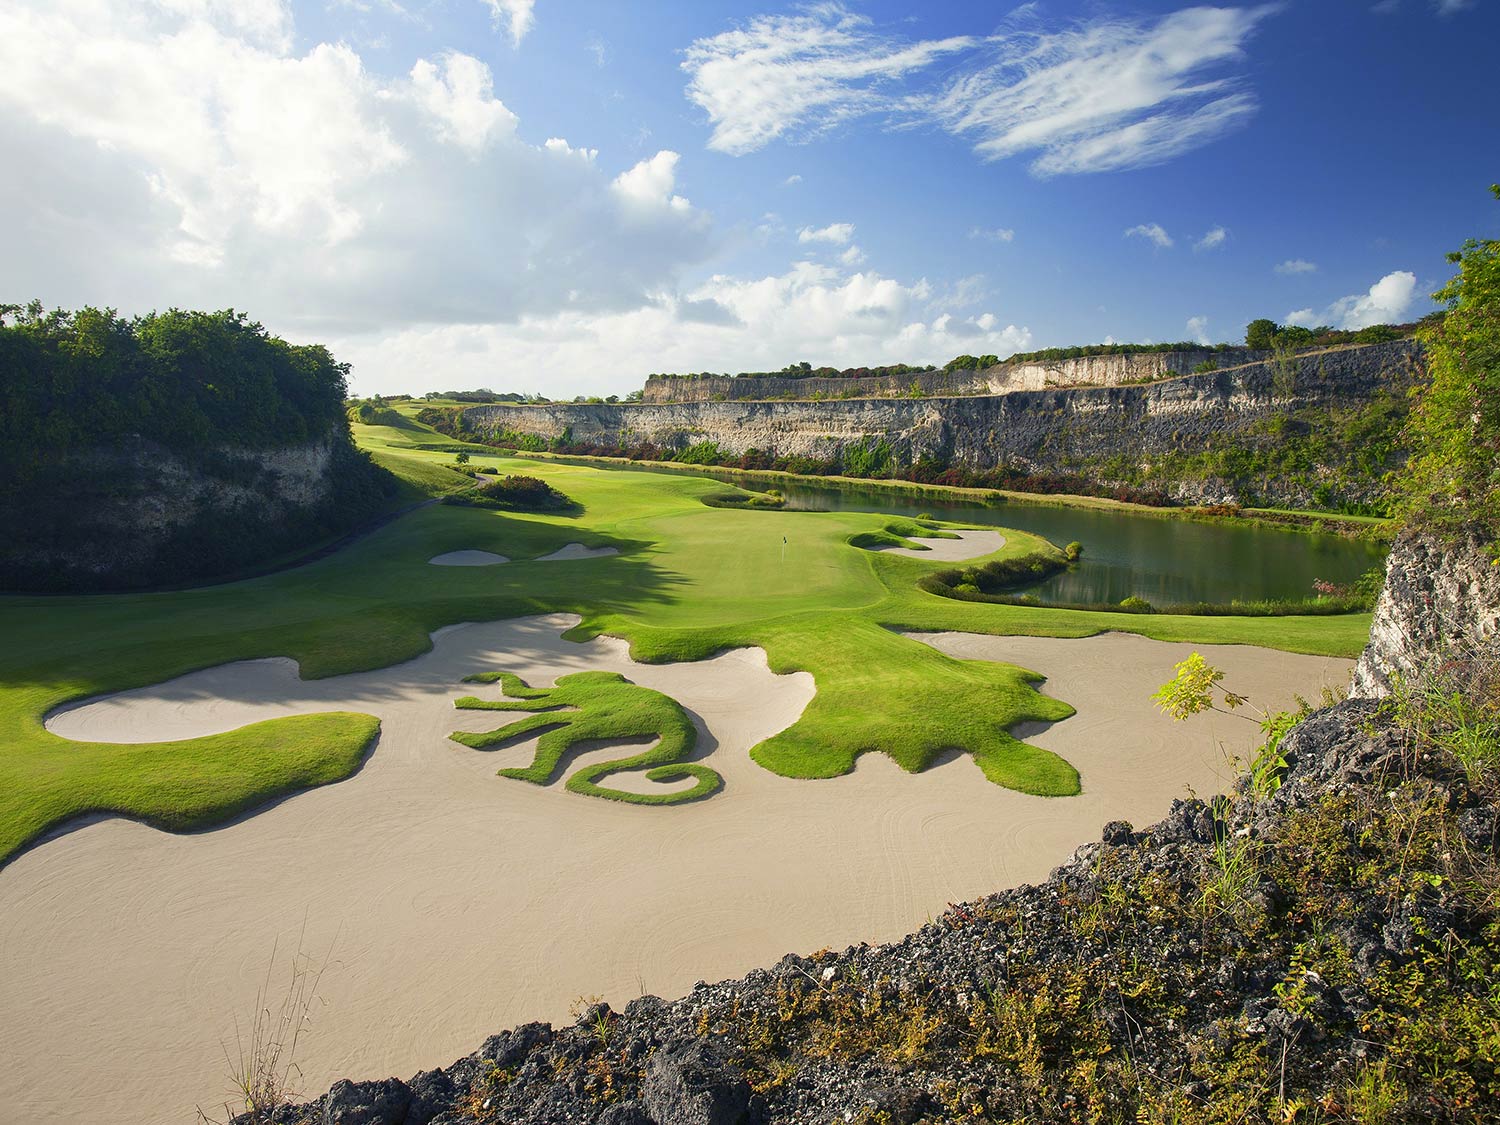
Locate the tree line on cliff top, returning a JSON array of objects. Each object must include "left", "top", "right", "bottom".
[{"left": 0, "top": 302, "right": 354, "bottom": 484}]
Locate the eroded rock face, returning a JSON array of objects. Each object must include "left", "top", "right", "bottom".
[
  {"left": 1352, "top": 529, "right": 1500, "bottom": 698},
  {"left": 467, "top": 341, "right": 1421, "bottom": 508},
  {"left": 640, "top": 350, "right": 1270, "bottom": 404}
]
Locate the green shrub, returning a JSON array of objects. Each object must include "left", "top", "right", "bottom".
[
  {"left": 1118, "top": 596, "right": 1154, "bottom": 612},
  {"left": 441, "top": 474, "right": 574, "bottom": 512}
]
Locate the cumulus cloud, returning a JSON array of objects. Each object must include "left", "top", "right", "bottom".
[
  {"left": 839, "top": 244, "right": 867, "bottom": 267},
  {"left": 684, "top": 5, "right": 1270, "bottom": 175},
  {"left": 1125, "top": 223, "right": 1174, "bottom": 249},
  {"left": 968, "top": 226, "right": 1015, "bottom": 243},
  {"left": 0, "top": 0, "right": 712, "bottom": 333},
  {"left": 481, "top": 0, "right": 536, "bottom": 46},
  {"left": 612, "top": 150, "right": 693, "bottom": 214},
  {"left": 332, "top": 262, "right": 1032, "bottom": 396},
  {"left": 1194, "top": 226, "right": 1228, "bottom": 252},
  {"left": 1275, "top": 258, "right": 1318, "bottom": 275},
  {"left": 681, "top": 4, "right": 973, "bottom": 156},
  {"left": 1284, "top": 270, "right": 1419, "bottom": 330},
  {"left": 798, "top": 222, "right": 855, "bottom": 245},
  {"left": 1186, "top": 315, "right": 1211, "bottom": 345}
]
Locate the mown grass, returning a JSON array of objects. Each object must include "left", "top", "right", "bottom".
[
  {"left": 452, "top": 670, "right": 720, "bottom": 805},
  {"left": 0, "top": 433, "right": 1371, "bottom": 862}
]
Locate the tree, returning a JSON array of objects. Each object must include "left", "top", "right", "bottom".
[
  {"left": 1397, "top": 184, "right": 1500, "bottom": 541},
  {"left": 1245, "top": 318, "right": 1279, "bottom": 349}
]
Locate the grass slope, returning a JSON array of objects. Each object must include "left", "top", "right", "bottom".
[{"left": 0, "top": 437, "right": 1370, "bottom": 862}]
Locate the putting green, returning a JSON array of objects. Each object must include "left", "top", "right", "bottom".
[{"left": 0, "top": 433, "right": 1373, "bottom": 864}]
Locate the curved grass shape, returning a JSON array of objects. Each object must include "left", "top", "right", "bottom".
[
  {"left": 450, "top": 671, "right": 721, "bottom": 805},
  {"left": 6, "top": 712, "right": 379, "bottom": 861}
]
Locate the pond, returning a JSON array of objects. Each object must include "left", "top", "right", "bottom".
[{"left": 723, "top": 476, "right": 1387, "bottom": 607}]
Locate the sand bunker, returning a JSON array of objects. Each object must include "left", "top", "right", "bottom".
[
  {"left": 429, "top": 550, "right": 510, "bottom": 566},
  {"left": 536, "top": 543, "right": 620, "bottom": 562},
  {"left": 5, "top": 622, "right": 1350, "bottom": 1124},
  {"left": 871, "top": 529, "right": 1005, "bottom": 561}
]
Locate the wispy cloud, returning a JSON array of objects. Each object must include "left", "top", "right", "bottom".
[
  {"left": 840, "top": 244, "right": 867, "bottom": 267},
  {"left": 1186, "top": 315, "right": 1211, "bottom": 344},
  {"left": 1275, "top": 258, "right": 1318, "bottom": 275},
  {"left": 481, "top": 0, "right": 536, "bottom": 46},
  {"left": 784, "top": 173, "right": 803, "bottom": 185},
  {"left": 684, "top": 5, "right": 1271, "bottom": 174},
  {"left": 1372, "top": 0, "right": 1475, "bottom": 14},
  {"left": 968, "top": 226, "right": 1015, "bottom": 243},
  {"left": 922, "top": 6, "right": 1272, "bottom": 175},
  {"left": 798, "top": 222, "right": 855, "bottom": 245},
  {"left": 1125, "top": 223, "right": 1173, "bottom": 249},
  {"left": 1285, "top": 270, "right": 1418, "bottom": 330},
  {"left": 1194, "top": 226, "right": 1228, "bottom": 252},
  {"left": 682, "top": 4, "right": 973, "bottom": 156}
]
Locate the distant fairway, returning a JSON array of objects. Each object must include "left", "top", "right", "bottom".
[{"left": 0, "top": 418, "right": 1373, "bottom": 864}]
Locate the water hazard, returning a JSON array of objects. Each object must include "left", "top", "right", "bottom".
[{"left": 724, "top": 476, "right": 1387, "bottom": 607}]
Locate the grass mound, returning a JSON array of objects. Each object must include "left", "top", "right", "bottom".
[{"left": 451, "top": 670, "right": 721, "bottom": 805}]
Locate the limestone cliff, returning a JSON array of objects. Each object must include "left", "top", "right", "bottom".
[
  {"left": 467, "top": 340, "right": 1420, "bottom": 508},
  {"left": 643, "top": 349, "right": 1269, "bottom": 403},
  {"left": 0, "top": 432, "right": 395, "bottom": 591},
  {"left": 1352, "top": 529, "right": 1500, "bottom": 697}
]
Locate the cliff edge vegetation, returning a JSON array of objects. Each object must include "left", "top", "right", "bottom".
[{"left": 0, "top": 302, "right": 399, "bottom": 591}]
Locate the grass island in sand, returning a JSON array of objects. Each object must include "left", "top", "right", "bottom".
[{"left": 0, "top": 432, "right": 1372, "bottom": 865}]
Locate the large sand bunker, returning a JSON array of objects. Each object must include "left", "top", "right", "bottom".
[
  {"left": 870, "top": 529, "right": 1005, "bottom": 561},
  {"left": 5, "top": 621, "right": 1350, "bottom": 1124}
]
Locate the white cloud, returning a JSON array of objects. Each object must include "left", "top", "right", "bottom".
[
  {"left": 1125, "top": 223, "right": 1174, "bottom": 249},
  {"left": 410, "top": 52, "right": 518, "bottom": 152},
  {"left": 683, "top": 5, "right": 1270, "bottom": 175},
  {"left": 481, "top": 0, "right": 536, "bottom": 46},
  {"left": 612, "top": 150, "right": 693, "bottom": 214},
  {"left": 968, "top": 226, "right": 1015, "bottom": 243},
  {"left": 1186, "top": 315, "right": 1211, "bottom": 345},
  {"left": 1434, "top": 0, "right": 1475, "bottom": 13},
  {"left": 1194, "top": 226, "right": 1228, "bottom": 252},
  {"left": 681, "top": 4, "right": 974, "bottom": 155},
  {"left": 798, "top": 222, "right": 855, "bottom": 245},
  {"left": 920, "top": 5, "right": 1272, "bottom": 175},
  {"left": 1275, "top": 258, "right": 1318, "bottom": 275},
  {"left": 1284, "top": 270, "right": 1419, "bottom": 330},
  {"left": 839, "top": 244, "right": 867, "bottom": 267},
  {"left": 333, "top": 262, "right": 1032, "bottom": 396},
  {"left": 783, "top": 173, "right": 803, "bottom": 185},
  {"left": 0, "top": 0, "right": 712, "bottom": 333}
]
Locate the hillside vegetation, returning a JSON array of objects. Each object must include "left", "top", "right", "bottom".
[{"left": 0, "top": 303, "right": 397, "bottom": 590}]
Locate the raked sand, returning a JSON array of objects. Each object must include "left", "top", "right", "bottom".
[
  {"left": 870, "top": 529, "right": 1004, "bottom": 561},
  {"left": 1, "top": 617, "right": 1351, "bottom": 1124}
]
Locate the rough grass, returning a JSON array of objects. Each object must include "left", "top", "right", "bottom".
[
  {"left": 0, "top": 439, "right": 1371, "bottom": 862},
  {"left": 451, "top": 670, "right": 720, "bottom": 805}
]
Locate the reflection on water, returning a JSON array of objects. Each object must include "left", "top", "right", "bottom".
[{"left": 734, "top": 476, "right": 1387, "bottom": 607}]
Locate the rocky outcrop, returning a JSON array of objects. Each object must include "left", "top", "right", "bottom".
[
  {"left": 643, "top": 350, "right": 1270, "bottom": 404},
  {"left": 1352, "top": 528, "right": 1500, "bottom": 697},
  {"left": 0, "top": 432, "right": 394, "bottom": 591},
  {"left": 468, "top": 341, "right": 1420, "bottom": 507}
]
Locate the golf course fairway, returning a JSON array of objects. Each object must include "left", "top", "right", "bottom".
[{"left": 0, "top": 439, "right": 1373, "bottom": 866}]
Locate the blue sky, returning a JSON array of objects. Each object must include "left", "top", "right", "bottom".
[{"left": 1, "top": 1, "right": 1495, "bottom": 397}]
